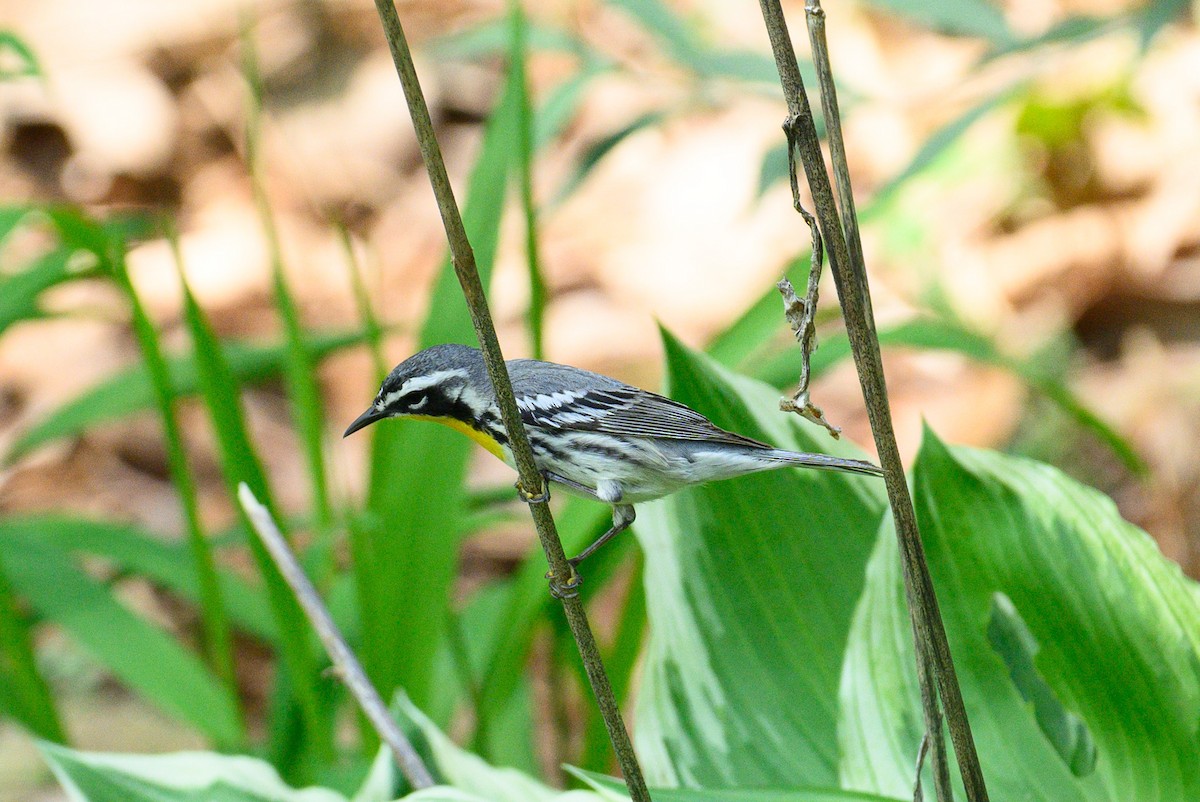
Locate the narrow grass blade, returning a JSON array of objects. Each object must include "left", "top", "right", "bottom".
[
  {"left": 0, "top": 516, "right": 273, "bottom": 642},
  {"left": 0, "top": 548, "right": 65, "bottom": 741},
  {"left": 338, "top": 227, "right": 388, "bottom": 383},
  {"left": 109, "top": 241, "right": 242, "bottom": 744},
  {"left": 7, "top": 328, "right": 368, "bottom": 461},
  {"left": 175, "top": 262, "right": 331, "bottom": 767},
  {"left": 508, "top": 0, "right": 547, "bottom": 360},
  {"left": 242, "top": 22, "right": 334, "bottom": 537},
  {"left": 0, "top": 532, "right": 241, "bottom": 745},
  {"left": 0, "top": 33, "right": 42, "bottom": 80}
]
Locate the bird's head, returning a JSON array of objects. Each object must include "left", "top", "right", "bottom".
[{"left": 343, "top": 343, "right": 489, "bottom": 437}]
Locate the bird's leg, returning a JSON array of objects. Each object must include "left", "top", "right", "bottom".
[
  {"left": 568, "top": 504, "right": 636, "bottom": 568},
  {"left": 527, "top": 470, "right": 588, "bottom": 598}
]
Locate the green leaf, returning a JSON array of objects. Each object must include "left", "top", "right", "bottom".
[
  {"left": 605, "top": 0, "right": 797, "bottom": 88},
  {"left": 0, "top": 516, "right": 273, "bottom": 641},
  {"left": 0, "top": 533, "right": 241, "bottom": 745},
  {"left": 858, "top": 0, "right": 1015, "bottom": 44},
  {"left": 0, "top": 33, "right": 43, "bottom": 80},
  {"left": 633, "top": 332, "right": 888, "bottom": 787},
  {"left": 391, "top": 697, "right": 605, "bottom": 802},
  {"left": 0, "top": 247, "right": 90, "bottom": 336},
  {"left": 39, "top": 742, "right": 351, "bottom": 802},
  {"left": 569, "top": 768, "right": 905, "bottom": 801},
  {"left": 838, "top": 431, "right": 1200, "bottom": 799},
  {"left": 867, "top": 86, "right": 1019, "bottom": 211},
  {"left": 430, "top": 18, "right": 608, "bottom": 67},
  {"left": 0, "top": 547, "right": 64, "bottom": 741},
  {"left": 472, "top": 499, "right": 611, "bottom": 738},
  {"left": 7, "top": 328, "right": 368, "bottom": 461},
  {"left": 111, "top": 238, "right": 242, "bottom": 742},
  {"left": 706, "top": 257, "right": 810, "bottom": 370},
  {"left": 178, "top": 268, "right": 330, "bottom": 763},
  {"left": 552, "top": 112, "right": 667, "bottom": 205}
]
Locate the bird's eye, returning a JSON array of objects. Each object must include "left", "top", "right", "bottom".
[{"left": 405, "top": 388, "right": 429, "bottom": 410}]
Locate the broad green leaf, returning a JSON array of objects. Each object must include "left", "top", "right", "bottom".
[
  {"left": 569, "top": 768, "right": 905, "bottom": 801},
  {"left": 0, "top": 516, "right": 273, "bottom": 641},
  {"left": 838, "top": 431, "right": 1200, "bottom": 800},
  {"left": 390, "top": 697, "right": 605, "bottom": 802},
  {"left": 859, "top": 0, "right": 1015, "bottom": 45},
  {"left": 633, "top": 332, "right": 888, "bottom": 787},
  {"left": 7, "top": 328, "right": 368, "bottom": 461},
  {"left": 40, "top": 742, "right": 350, "bottom": 802},
  {"left": 355, "top": 53, "right": 521, "bottom": 715},
  {"left": 0, "top": 533, "right": 241, "bottom": 745}
]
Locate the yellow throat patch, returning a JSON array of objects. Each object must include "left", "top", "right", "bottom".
[{"left": 409, "top": 414, "right": 507, "bottom": 461}]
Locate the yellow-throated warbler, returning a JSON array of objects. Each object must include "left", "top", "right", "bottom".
[{"left": 344, "top": 343, "right": 883, "bottom": 572}]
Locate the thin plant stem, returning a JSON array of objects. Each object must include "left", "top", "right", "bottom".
[
  {"left": 754, "top": 1, "right": 989, "bottom": 800},
  {"left": 368, "top": 3, "right": 652, "bottom": 799},
  {"left": 237, "top": 485, "right": 435, "bottom": 790}
]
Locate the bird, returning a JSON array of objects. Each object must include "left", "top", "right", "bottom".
[{"left": 344, "top": 343, "right": 883, "bottom": 585}]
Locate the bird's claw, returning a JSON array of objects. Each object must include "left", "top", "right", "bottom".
[
  {"left": 516, "top": 479, "right": 550, "bottom": 504},
  {"left": 545, "top": 567, "right": 582, "bottom": 600}
]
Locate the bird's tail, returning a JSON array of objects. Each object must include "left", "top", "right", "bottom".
[{"left": 761, "top": 449, "right": 885, "bottom": 477}]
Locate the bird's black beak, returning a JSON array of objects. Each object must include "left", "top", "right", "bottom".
[{"left": 343, "top": 406, "right": 386, "bottom": 438}]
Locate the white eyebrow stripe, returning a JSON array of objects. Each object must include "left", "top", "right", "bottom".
[{"left": 401, "top": 369, "right": 470, "bottom": 393}]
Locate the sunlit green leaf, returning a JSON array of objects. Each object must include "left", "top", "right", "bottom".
[
  {"left": 39, "top": 742, "right": 350, "bottom": 802},
  {"left": 633, "top": 332, "right": 887, "bottom": 786},
  {"left": 838, "top": 431, "right": 1200, "bottom": 799}
]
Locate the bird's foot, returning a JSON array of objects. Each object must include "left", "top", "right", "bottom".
[
  {"left": 545, "top": 567, "right": 583, "bottom": 600},
  {"left": 515, "top": 477, "right": 550, "bottom": 504}
]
